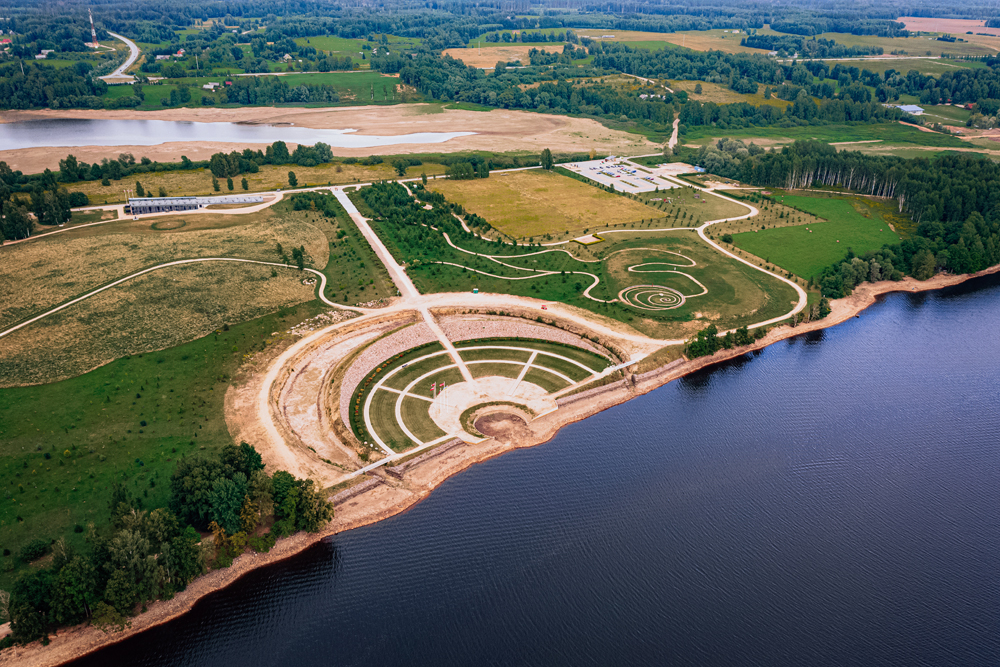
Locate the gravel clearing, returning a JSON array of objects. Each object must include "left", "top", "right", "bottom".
[{"left": 439, "top": 314, "right": 607, "bottom": 355}]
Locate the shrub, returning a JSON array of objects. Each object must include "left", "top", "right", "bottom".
[{"left": 18, "top": 538, "right": 51, "bottom": 563}]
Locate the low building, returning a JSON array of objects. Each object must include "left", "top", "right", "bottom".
[
  {"left": 127, "top": 195, "right": 264, "bottom": 215},
  {"left": 899, "top": 104, "right": 925, "bottom": 115},
  {"left": 127, "top": 197, "right": 201, "bottom": 215}
]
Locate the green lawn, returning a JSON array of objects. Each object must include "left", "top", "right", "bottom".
[
  {"left": 0, "top": 301, "right": 325, "bottom": 589},
  {"left": 731, "top": 195, "right": 902, "bottom": 279}
]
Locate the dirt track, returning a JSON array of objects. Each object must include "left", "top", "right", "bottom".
[{"left": 0, "top": 105, "right": 657, "bottom": 173}]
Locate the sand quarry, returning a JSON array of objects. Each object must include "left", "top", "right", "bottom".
[{"left": 0, "top": 104, "right": 657, "bottom": 173}]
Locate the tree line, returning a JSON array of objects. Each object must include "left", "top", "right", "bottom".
[{"left": 1, "top": 443, "right": 333, "bottom": 647}]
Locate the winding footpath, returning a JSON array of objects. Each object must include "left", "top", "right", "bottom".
[{"left": 0, "top": 164, "right": 806, "bottom": 347}]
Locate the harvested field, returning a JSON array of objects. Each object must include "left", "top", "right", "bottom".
[
  {"left": 0, "top": 208, "right": 327, "bottom": 330},
  {"left": 0, "top": 262, "right": 316, "bottom": 386},
  {"left": 443, "top": 43, "right": 561, "bottom": 68},
  {"left": 899, "top": 17, "right": 1000, "bottom": 37},
  {"left": 0, "top": 105, "right": 657, "bottom": 173},
  {"left": 579, "top": 29, "right": 766, "bottom": 54},
  {"left": 429, "top": 169, "right": 664, "bottom": 239}
]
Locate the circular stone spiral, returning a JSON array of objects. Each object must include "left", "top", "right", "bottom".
[{"left": 618, "top": 285, "right": 686, "bottom": 310}]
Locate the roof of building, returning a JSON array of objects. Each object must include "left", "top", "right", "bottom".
[{"left": 899, "top": 104, "right": 924, "bottom": 113}]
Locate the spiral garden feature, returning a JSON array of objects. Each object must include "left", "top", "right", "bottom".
[{"left": 617, "top": 285, "right": 687, "bottom": 310}]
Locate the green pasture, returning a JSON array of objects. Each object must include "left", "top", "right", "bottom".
[
  {"left": 731, "top": 195, "right": 903, "bottom": 279},
  {"left": 0, "top": 301, "right": 325, "bottom": 589},
  {"left": 682, "top": 122, "right": 969, "bottom": 147}
]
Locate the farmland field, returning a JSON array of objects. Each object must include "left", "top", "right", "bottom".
[
  {"left": 731, "top": 195, "right": 903, "bottom": 279},
  {"left": 428, "top": 169, "right": 665, "bottom": 239},
  {"left": 443, "top": 43, "right": 565, "bottom": 68},
  {"left": 579, "top": 29, "right": 766, "bottom": 54}
]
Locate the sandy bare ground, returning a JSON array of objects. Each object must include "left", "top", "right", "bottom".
[
  {"left": 6, "top": 262, "right": 999, "bottom": 667},
  {"left": 0, "top": 105, "right": 657, "bottom": 173}
]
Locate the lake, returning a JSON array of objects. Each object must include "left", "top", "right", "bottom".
[
  {"left": 71, "top": 274, "right": 1000, "bottom": 666},
  {"left": 0, "top": 119, "right": 474, "bottom": 150}
]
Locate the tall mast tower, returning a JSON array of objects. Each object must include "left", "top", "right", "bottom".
[{"left": 88, "top": 9, "right": 98, "bottom": 48}]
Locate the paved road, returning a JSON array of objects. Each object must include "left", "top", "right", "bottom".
[{"left": 100, "top": 32, "right": 139, "bottom": 81}]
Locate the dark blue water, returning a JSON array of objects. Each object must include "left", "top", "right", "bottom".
[
  {"left": 73, "top": 275, "right": 1000, "bottom": 667},
  {"left": 0, "top": 119, "right": 472, "bottom": 150}
]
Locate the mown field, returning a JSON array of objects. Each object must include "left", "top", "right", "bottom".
[
  {"left": 443, "top": 43, "right": 564, "bottom": 68},
  {"left": 429, "top": 169, "right": 665, "bottom": 240},
  {"left": 731, "top": 194, "right": 903, "bottom": 279},
  {"left": 0, "top": 300, "right": 326, "bottom": 590}
]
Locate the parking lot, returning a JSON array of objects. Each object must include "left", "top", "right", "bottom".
[{"left": 560, "top": 158, "right": 680, "bottom": 194}]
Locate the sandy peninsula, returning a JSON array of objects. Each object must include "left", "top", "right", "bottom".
[{"left": 0, "top": 104, "right": 657, "bottom": 174}]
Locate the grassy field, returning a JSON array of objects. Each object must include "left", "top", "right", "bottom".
[
  {"left": 669, "top": 79, "right": 791, "bottom": 109},
  {"left": 918, "top": 104, "right": 973, "bottom": 125},
  {"left": 731, "top": 194, "right": 903, "bottom": 279},
  {"left": 632, "top": 184, "right": 749, "bottom": 224},
  {"left": 294, "top": 34, "right": 422, "bottom": 60},
  {"left": 760, "top": 25, "right": 1000, "bottom": 58},
  {"left": 310, "top": 192, "right": 399, "bottom": 304},
  {"left": 682, "top": 122, "right": 970, "bottom": 147},
  {"left": 65, "top": 161, "right": 448, "bottom": 205},
  {"left": 0, "top": 300, "right": 326, "bottom": 590},
  {"left": 0, "top": 203, "right": 327, "bottom": 330},
  {"left": 104, "top": 71, "right": 409, "bottom": 110},
  {"left": 829, "top": 58, "right": 986, "bottom": 77},
  {"left": 428, "top": 170, "right": 665, "bottom": 240},
  {"left": 0, "top": 198, "right": 392, "bottom": 384},
  {"left": 0, "top": 262, "right": 319, "bottom": 387},
  {"left": 579, "top": 29, "right": 765, "bottom": 54}
]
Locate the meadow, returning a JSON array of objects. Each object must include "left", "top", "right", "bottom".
[
  {"left": 0, "top": 300, "right": 326, "bottom": 590},
  {"left": 65, "top": 161, "right": 448, "bottom": 205},
  {"left": 428, "top": 169, "right": 665, "bottom": 240},
  {"left": 731, "top": 194, "right": 903, "bottom": 279},
  {"left": 579, "top": 29, "right": 765, "bottom": 54},
  {"left": 759, "top": 25, "right": 1000, "bottom": 58},
  {"left": 681, "top": 122, "right": 970, "bottom": 147},
  {"left": 0, "top": 198, "right": 392, "bottom": 384},
  {"left": 669, "top": 79, "right": 791, "bottom": 109}
]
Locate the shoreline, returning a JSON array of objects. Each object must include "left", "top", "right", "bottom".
[
  {"left": 0, "top": 105, "right": 656, "bottom": 173},
  {"left": 4, "top": 264, "right": 999, "bottom": 667}
]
